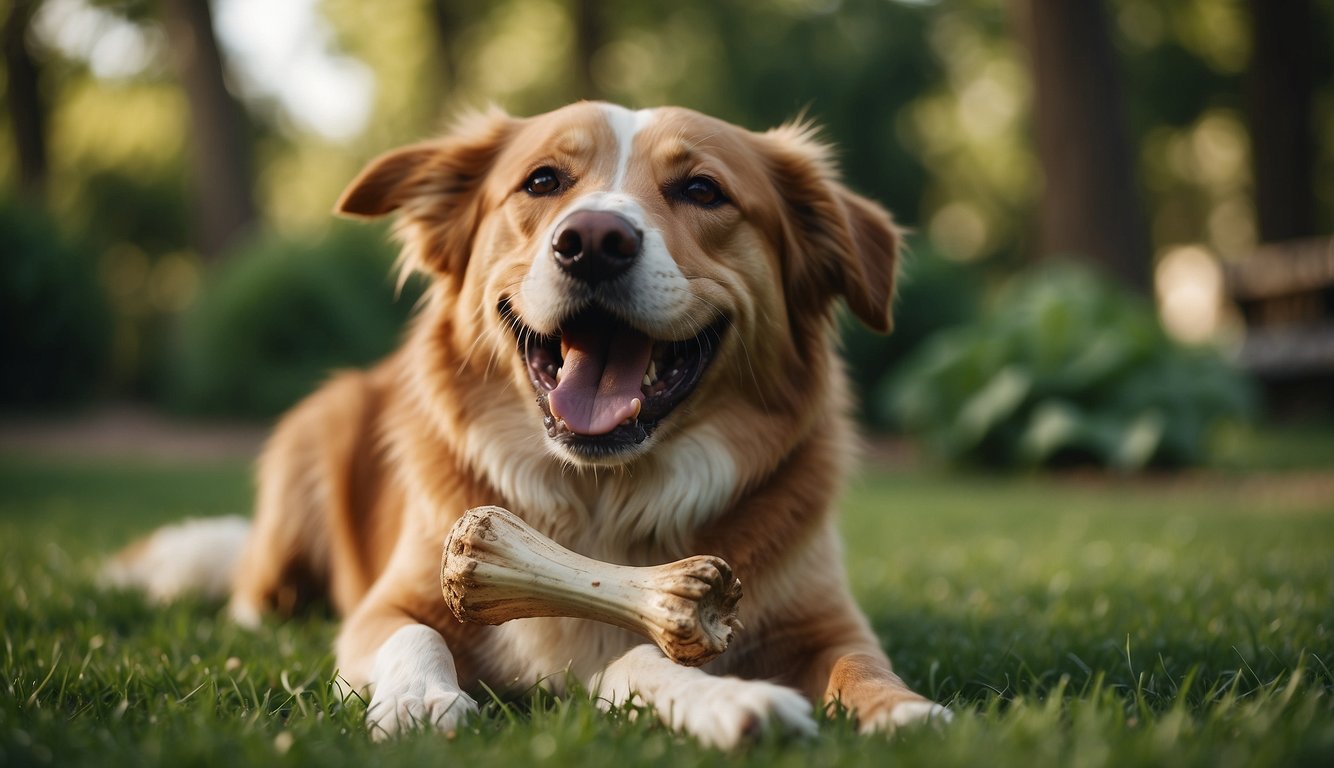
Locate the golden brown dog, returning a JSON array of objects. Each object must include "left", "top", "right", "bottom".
[{"left": 115, "top": 102, "right": 949, "bottom": 747}]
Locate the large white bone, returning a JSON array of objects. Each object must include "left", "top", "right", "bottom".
[{"left": 440, "top": 506, "right": 742, "bottom": 666}]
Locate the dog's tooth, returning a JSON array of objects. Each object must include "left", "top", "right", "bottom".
[
  {"left": 556, "top": 366, "right": 563, "bottom": 382},
  {"left": 647, "top": 360, "right": 657, "bottom": 383},
  {"left": 629, "top": 398, "right": 642, "bottom": 420},
  {"left": 643, "top": 374, "right": 652, "bottom": 387}
]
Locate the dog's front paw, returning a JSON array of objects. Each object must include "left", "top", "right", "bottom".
[
  {"left": 597, "top": 644, "right": 816, "bottom": 749},
  {"left": 856, "top": 697, "right": 953, "bottom": 735},
  {"left": 366, "top": 679, "right": 479, "bottom": 741},
  {"left": 672, "top": 677, "right": 817, "bottom": 749},
  {"left": 364, "top": 624, "right": 479, "bottom": 741},
  {"left": 604, "top": 673, "right": 816, "bottom": 749}
]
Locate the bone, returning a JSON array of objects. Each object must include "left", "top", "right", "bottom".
[{"left": 441, "top": 506, "right": 742, "bottom": 667}]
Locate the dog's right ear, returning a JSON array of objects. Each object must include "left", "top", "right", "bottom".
[
  {"left": 336, "top": 108, "right": 518, "bottom": 275},
  {"left": 760, "top": 122, "right": 900, "bottom": 334}
]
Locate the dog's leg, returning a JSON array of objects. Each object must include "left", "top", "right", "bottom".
[
  {"left": 361, "top": 623, "right": 478, "bottom": 741},
  {"left": 749, "top": 527, "right": 951, "bottom": 734},
  {"left": 335, "top": 561, "right": 479, "bottom": 741},
  {"left": 230, "top": 374, "right": 381, "bottom": 625},
  {"left": 228, "top": 444, "right": 327, "bottom": 626},
  {"left": 592, "top": 644, "right": 816, "bottom": 749},
  {"left": 820, "top": 647, "right": 952, "bottom": 734}
]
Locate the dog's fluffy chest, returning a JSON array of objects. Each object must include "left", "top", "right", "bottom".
[{"left": 475, "top": 420, "right": 742, "bottom": 562}]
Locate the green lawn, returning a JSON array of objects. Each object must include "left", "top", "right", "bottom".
[{"left": 2, "top": 444, "right": 1332, "bottom": 767}]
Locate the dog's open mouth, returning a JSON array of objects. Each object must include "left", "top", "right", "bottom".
[{"left": 500, "top": 300, "right": 722, "bottom": 455}]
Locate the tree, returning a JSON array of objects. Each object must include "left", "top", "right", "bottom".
[
  {"left": 162, "top": 0, "right": 257, "bottom": 260},
  {"left": 3, "top": 0, "right": 47, "bottom": 199},
  {"left": 1246, "top": 0, "right": 1316, "bottom": 243},
  {"left": 426, "top": 0, "right": 468, "bottom": 118},
  {"left": 571, "top": 0, "right": 605, "bottom": 101},
  {"left": 1009, "top": 0, "right": 1152, "bottom": 292}
]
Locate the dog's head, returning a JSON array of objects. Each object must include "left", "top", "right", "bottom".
[{"left": 338, "top": 102, "right": 899, "bottom": 469}]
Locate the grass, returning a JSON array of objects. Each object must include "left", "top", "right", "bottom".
[{"left": 2, "top": 434, "right": 1332, "bottom": 767}]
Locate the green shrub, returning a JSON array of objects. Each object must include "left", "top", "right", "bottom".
[
  {"left": 164, "top": 222, "right": 420, "bottom": 417},
  {"left": 0, "top": 198, "right": 112, "bottom": 409},
  {"left": 883, "top": 264, "right": 1255, "bottom": 470}
]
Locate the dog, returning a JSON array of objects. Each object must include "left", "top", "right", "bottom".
[{"left": 110, "top": 101, "right": 949, "bottom": 748}]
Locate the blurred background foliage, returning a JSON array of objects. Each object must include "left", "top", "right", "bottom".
[
  {"left": 2, "top": 0, "right": 1332, "bottom": 466},
  {"left": 0, "top": 196, "right": 110, "bottom": 406},
  {"left": 885, "top": 264, "right": 1256, "bottom": 470},
  {"left": 163, "top": 221, "right": 416, "bottom": 417}
]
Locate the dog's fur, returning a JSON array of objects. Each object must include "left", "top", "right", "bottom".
[{"left": 118, "top": 102, "right": 947, "bottom": 747}]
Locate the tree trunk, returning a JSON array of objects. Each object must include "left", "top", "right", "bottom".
[
  {"left": 571, "top": 0, "right": 603, "bottom": 101},
  {"left": 3, "top": 0, "right": 47, "bottom": 200},
  {"left": 1246, "top": 0, "right": 1315, "bottom": 243},
  {"left": 428, "top": 0, "right": 467, "bottom": 115},
  {"left": 162, "top": 0, "right": 257, "bottom": 261},
  {"left": 1010, "top": 0, "right": 1152, "bottom": 292}
]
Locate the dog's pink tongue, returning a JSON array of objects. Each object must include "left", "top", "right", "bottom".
[{"left": 549, "top": 322, "right": 652, "bottom": 436}]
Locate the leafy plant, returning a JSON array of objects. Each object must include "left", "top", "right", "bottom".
[
  {"left": 164, "top": 222, "right": 420, "bottom": 417},
  {"left": 884, "top": 264, "right": 1255, "bottom": 469}
]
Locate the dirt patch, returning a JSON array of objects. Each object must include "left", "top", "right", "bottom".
[
  {"left": 1041, "top": 466, "right": 1334, "bottom": 514},
  {"left": 0, "top": 404, "right": 268, "bottom": 463}
]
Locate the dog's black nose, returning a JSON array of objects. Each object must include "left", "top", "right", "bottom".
[{"left": 551, "top": 210, "right": 640, "bottom": 284}]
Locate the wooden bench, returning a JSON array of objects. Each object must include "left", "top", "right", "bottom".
[{"left": 1225, "top": 237, "right": 1334, "bottom": 411}]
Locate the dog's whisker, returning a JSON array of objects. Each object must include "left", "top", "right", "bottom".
[
  {"left": 456, "top": 328, "right": 492, "bottom": 378},
  {"left": 676, "top": 289, "right": 771, "bottom": 417}
]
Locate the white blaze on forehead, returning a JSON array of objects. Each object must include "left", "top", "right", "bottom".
[
  {"left": 600, "top": 104, "right": 656, "bottom": 191},
  {"left": 520, "top": 104, "right": 693, "bottom": 337}
]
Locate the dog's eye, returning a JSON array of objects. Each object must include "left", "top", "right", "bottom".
[
  {"left": 680, "top": 176, "right": 727, "bottom": 208},
  {"left": 524, "top": 167, "right": 562, "bottom": 196}
]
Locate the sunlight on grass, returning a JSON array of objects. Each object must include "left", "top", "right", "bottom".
[{"left": 1, "top": 453, "right": 1331, "bottom": 766}]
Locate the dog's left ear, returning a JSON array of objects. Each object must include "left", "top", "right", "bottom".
[
  {"left": 336, "top": 108, "right": 518, "bottom": 275},
  {"left": 762, "top": 124, "right": 900, "bottom": 333}
]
